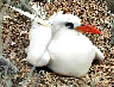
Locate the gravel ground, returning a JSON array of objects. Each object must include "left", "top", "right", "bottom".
[{"left": 2, "top": 0, "right": 114, "bottom": 87}]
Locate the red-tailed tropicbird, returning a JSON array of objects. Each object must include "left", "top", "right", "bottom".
[
  {"left": 10, "top": 6, "right": 104, "bottom": 77},
  {"left": 46, "top": 12, "right": 104, "bottom": 77},
  {"left": 26, "top": 12, "right": 104, "bottom": 77}
]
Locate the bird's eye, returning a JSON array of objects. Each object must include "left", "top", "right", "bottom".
[
  {"left": 37, "top": 22, "right": 41, "bottom": 25},
  {"left": 65, "top": 22, "right": 74, "bottom": 29}
]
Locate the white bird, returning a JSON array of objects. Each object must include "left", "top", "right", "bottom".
[
  {"left": 12, "top": 6, "right": 104, "bottom": 77},
  {"left": 45, "top": 13, "right": 104, "bottom": 77},
  {"left": 10, "top": 5, "right": 104, "bottom": 77}
]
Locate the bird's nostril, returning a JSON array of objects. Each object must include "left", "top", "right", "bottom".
[{"left": 81, "top": 24, "right": 85, "bottom": 26}]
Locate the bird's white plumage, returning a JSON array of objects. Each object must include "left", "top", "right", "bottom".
[
  {"left": 26, "top": 19, "right": 51, "bottom": 67},
  {"left": 10, "top": 5, "right": 52, "bottom": 67},
  {"left": 9, "top": 2, "right": 104, "bottom": 78},
  {"left": 50, "top": 13, "right": 81, "bottom": 26},
  {"left": 25, "top": 11, "right": 104, "bottom": 77},
  {"left": 49, "top": 13, "right": 81, "bottom": 35},
  {"left": 46, "top": 13, "right": 104, "bottom": 77},
  {"left": 48, "top": 29, "right": 95, "bottom": 76}
]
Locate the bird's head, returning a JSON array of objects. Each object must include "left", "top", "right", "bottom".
[{"left": 49, "top": 13, "right": 102, "bottom": 34}]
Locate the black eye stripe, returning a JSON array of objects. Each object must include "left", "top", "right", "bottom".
[
  {"left": 32, "top": 0, "right": 42, "bottom": 2},
  {"left": 37, "top": 22, "right": 41, "bottom": 25},
  {"left": 65, "top": 22, "right": 74, "bottom": 29}
]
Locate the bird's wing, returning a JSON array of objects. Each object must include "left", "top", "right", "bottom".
[
  {"left": 26, "top": 49, "right": 51, "bottom": 67},
  {"left": 93, "top": 46, "right": 104, "bottom": 61},
  {"left": 37, "top": 51, "right": 51, "bottom": 66},
  {"left": 26, "top": 23, "right": 51, "bottom": 67}
]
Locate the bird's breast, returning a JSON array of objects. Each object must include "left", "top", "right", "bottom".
[
  {"left": 48, "top": 35, "right": 94, "bottom": 61},
  {"left": 48, "top": 31, "right": 95, "bottom": 75}
]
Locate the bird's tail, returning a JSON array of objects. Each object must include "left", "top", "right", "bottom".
[
  {"left": 94, "top": 46, "right": 105, "bottom": 61},
  {"left": 10, "top": 6, "right": 35, "bottom": 20}
]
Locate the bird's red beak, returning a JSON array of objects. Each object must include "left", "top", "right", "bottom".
[{"left": 76, "top": 24, "right": 102, "bottom": 34}]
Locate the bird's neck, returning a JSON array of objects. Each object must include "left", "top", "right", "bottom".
[{"left": 51, "top": 26, "right": 82, "bottom": 40}]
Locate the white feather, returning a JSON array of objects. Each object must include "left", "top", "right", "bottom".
[
  {"left": 26, "top": 21, "right": 51, "bottom": 67},
  {"left": 10, "top": 6, "right": 35, "bottom": 20}
]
